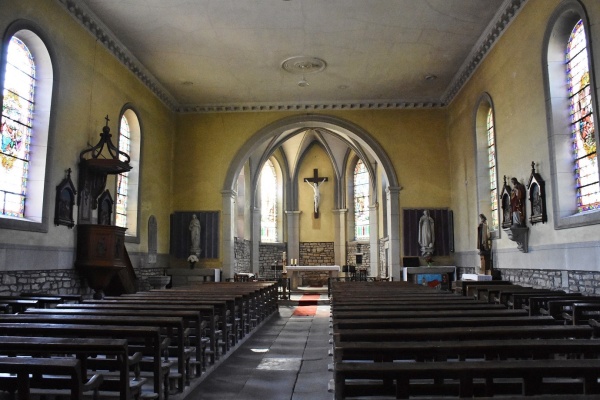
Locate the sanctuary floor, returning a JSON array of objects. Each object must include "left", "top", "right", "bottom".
[{"left": 185, "top": 291, "right": 333, "bottom": 400}]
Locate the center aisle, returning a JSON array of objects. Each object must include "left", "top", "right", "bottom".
[{"left": 187, "top": 293, "right": 333, "bottom": 400}]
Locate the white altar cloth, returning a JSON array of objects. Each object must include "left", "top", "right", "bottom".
[{"left": 284, "top": 265, "right": 340, "bottom": 289}]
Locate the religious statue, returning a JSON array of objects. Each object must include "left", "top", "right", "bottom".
[
  {"left": 303, "top": 168, "right": 328, "bottom": 218},
  {"left": 306, "top": 180, "right": 325, "bottom": 214},
  {"left": 189, "top": 214, "right": 201, "bottom": 254},
  {"left": 477, "top": 214, "right": 490, "bottom": 252},
  {"left": 510, "top": 177, "right": 526, "bottom": 227},
  {"left": 418, "top": 210, "right": 435, "bottom": 256},
  {"left": 477, "top": 213, "right": 491, "bottom": 274}
]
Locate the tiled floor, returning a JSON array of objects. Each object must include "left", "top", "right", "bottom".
[{"left": 186, "top": 292, "right": 333, "bottom": 400}]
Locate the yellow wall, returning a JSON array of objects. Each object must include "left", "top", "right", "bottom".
[
  {"left": 0, "top": 0, "right": 175, "bottom": 258},
  {"left": 175, "top": 109, "right": 451, "bottom": 261},
  {"left": 447, "top": 0, "right": 600, "bottom": 254}
]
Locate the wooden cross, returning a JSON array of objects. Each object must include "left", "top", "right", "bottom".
[{"left": 304, "top": 168, "right": 328, "bottom": 218}]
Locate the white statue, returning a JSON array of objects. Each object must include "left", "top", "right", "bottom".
[
  {"left": 306, "top": 179, "right": 326, "bottom": 214},
  {"left": 418, "top": 210, "right": 435, "bottom": 256},
  {"left": 189, "top": 214, "right": 201, "bottom": 254}
]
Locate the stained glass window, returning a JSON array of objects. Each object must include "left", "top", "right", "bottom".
[
  {"left": 1, "top": 37, "right": 35, "bottom": 218},
  {"left": 567, "top": 19, "right": 599, "bottom": 212},
  {"left": 354, "top": 159, "right": 370, "bottom": 240},
  {"left": 116, "top": 115, "right": 131, "bottom": 227},
  {"left": 487, "top": 108, "right": 499, "bottom": 230},
  {"left": 260, "top": 159, "right": 277, "bottom": 242}
]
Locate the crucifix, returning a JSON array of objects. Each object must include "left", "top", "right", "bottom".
[{"left": 304, "top": 168, "right": 328, "bottom": 218}]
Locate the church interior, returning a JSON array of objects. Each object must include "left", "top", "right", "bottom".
[{"left": 3, "top": 0, "right": 600, "bottom": 399}]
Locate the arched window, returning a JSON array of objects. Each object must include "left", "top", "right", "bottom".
[
  {"left": 1, "top": 37, "right": 33, "bottom": 218},
  {"left": 354, "top": 159, "right": 370, "bottom": 240},
  {"left": 475, "top": 94, "right": 499, "bottom": 236},
  {"left": 117, "top": 108, "right": 141, "bottom": 239},
  {"left": 543, "top": 1, "right": 600, "bottom": 228},
  {"left": 0, "top": 28, "right": 52, "bottom": 230},
  {"left": 567, "top": 19, "right": 599, "bottom": 212},
  {"left": 486, "top": 109, "right": 499, "bottom": 231},
  {"left": 260, "top": 159, "right": 277, "bottom": 242},
  {"left": 116, "top": 115, "right": 131, "bottom": 227}
]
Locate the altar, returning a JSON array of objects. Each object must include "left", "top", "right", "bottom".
[{"left": 285, "top": 265, "right": 340, "bottom": 290}]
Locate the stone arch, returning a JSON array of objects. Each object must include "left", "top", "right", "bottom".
[{"left": 221, "top": 114, "right": 401, "bottom": 280}]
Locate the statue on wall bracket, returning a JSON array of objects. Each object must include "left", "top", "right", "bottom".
[{"left": 501, "top": 174, "right": 529, "bottom": 253}]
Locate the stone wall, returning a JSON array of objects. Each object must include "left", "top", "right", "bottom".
[
  {"left": 0, "top": 267, "right": 169, "bottom": 297},
  {"left": 458, "top": 268, "right": 600, "bottom": 295},
  {"left": 259, "top": 242, "right": 286, "bottom": 280},
  {"left": 299, "top": 242, "right": 334, "bottom": 266},
  {"left": 234, "top": 237, "right": 251, "bottom": 274},
  {"left": 346, "top": 242, "right": 370, "bottom": 268}
]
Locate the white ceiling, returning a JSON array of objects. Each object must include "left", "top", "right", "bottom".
[{"left": 62, "top": 0, "right": 526, "bottom": 112}]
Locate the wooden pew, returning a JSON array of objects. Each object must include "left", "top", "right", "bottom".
[
  {"left": 567, "top": 302, "right": 600, "bottom": 325},
  {"left": 545, "top": 298, "right": 600, "bottom": 320},
  {"left": 0, "top": 357, "right": 103, "bottom": 400},
  {"left": 0, "top": 299, "right": 39, "bottom": 313},
  {"left": 332, "top": 324, "right": 593, "bottom": 343},
  {"left": 331, "top": 303, "right": 508, "bottom": 312},
  {"left": 26, "top": 307, "right": 206, "bottom": 377},
  {"left": 0, "top": 295, "right": 63, "bottom": 309},
  {"left": 0, "top": 336, "right": 142, "bottom": 400},
  {"left": 332, "top": 315, "right": 558, "bottom": 330},
  {"left": 493, "top": 288, "right": 563, "bottom": 307},
  {"left": 462, "top": 281, "right": 513, "bottom": 298},
  {"left": 89, "top": 298, "right": 227, "bottom": 363},
  {"left": 0, "top": 320, "right": 172, "bottom": 399},
  {"left": 334, "top": 358, "right": 600, "bottom": 399},
  {"left": 56, "top": 302, "right": 215, "bottom": 371},
  {"left": 331, "top": 308, "right": 528, "bottom": 320},
  {"left": 20, "top": 292, "right": 83, "bottom": 303},
  {"left": 334, "top": 338, "right": 600, "bottom": 364},
  {"left": 528, "top": 294, "right": 587, "bottom": 316},
  {"left": 512, "top": 291, "right": 582, "bottom": 312},
  {"left": 454, "top": 280, "right": 512, "bottom": 296}
]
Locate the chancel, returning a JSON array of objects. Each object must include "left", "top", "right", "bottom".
[{"left": 3, "top": 1, "right": 600, "bottom": 399}]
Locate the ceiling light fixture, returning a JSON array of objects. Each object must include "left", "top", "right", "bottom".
[{"left": 298, "top": 77, "right": 309, "bottom": 87}]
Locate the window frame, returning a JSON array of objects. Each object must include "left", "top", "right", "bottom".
[
  {"left": 0, "top": 22, "right": 55, "bottom": 232},
  {"left": 474, "top": 93, "right": 501, "bottom": 239},
  {"left": 117, "top": 106, "right": 141, "bottom": 243},
  {"left": 353, "top": 158, "right": 370, "bottom": 241},
  {"left": 543, "top": 0, "right": 600, "bottom": 229}
]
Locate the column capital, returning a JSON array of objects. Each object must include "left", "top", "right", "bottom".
[
  {"left": 221, "top": 189, "right": 237, "bottom": 199},
  {"left": 386, "top": 186, "right": 403, "bottom": 195}
]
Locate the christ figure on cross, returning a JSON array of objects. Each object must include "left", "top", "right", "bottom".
[{"left": 304, "top": 168, "right": 328, "bottom": 218}]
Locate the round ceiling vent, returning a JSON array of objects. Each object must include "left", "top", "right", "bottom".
[{"left": 281, "top": 56, "right": 327, "bottom": 74}]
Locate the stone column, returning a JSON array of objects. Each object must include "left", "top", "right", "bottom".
[
  {"left": 369, "top": 203, "right": 379, "bottom": 277},
  {"left": 333, "top": 209, "right": 348, "bottom": 267},
  {"left": 252, "top": 207, "right": 261, "bottom": 274},
  {"left": 221, "top": 189, "right": 237, "bottom": 281},
  {"left": 386, "top": 186, "right": 402, "bottom": 281},
  {"left": 285, "top": 211, "right": 301, "bottom": 263}
]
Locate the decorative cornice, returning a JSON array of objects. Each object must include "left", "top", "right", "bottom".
[
  {"left": 55, "top": 0, "right": 178, "bottom": 110},
  {"left": 442, "top": 0, "right": 528, "bottom": 104},
  {"left": 57, "top": 0, "right": 527, "bottom": 113},
  {"left": 175, "top": 100, "right": 445, "bottom": 114}
]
